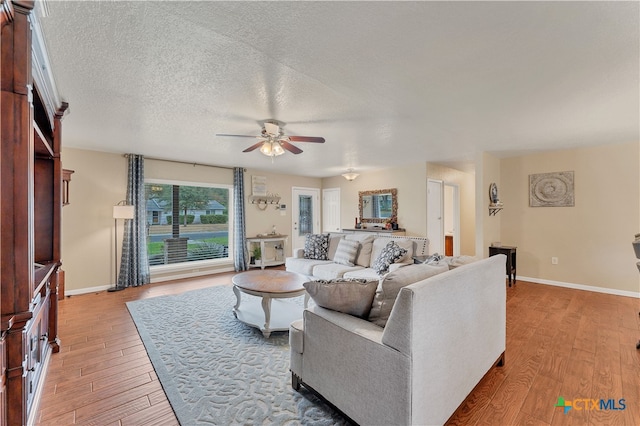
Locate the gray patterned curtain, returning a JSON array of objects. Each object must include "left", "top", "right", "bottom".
[
  {"left": 118, "top": 154, "right": 150, "bottom": 288},
  {"left": 233, "top": 167, "right": 248, "bottom": 271}
]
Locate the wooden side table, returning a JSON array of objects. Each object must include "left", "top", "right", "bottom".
[{"left": 489, "top": 245, "right": 517, "bottom": 286}]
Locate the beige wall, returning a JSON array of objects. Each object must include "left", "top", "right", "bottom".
[
  {"left": 243, "top": 169, "right": 322, "bottom": 255},
  {"left": 63, "top": 143, "right": 639, "bottom": 295},
  {"left": 322, "top": 163, "right": 428, "bottom": 237},
  {"left": 426, "top": 163, "right": 476, "bottom": 255},
  {"left": 478, "top": 152, "right": 502, "bottom": 258},
  {"left": 500, "top": 141, "right": 639, "bottom": 293},
  {"left": 61, "top": 149, "right": 129, "bottom": 292},
  {"left": 61, "top": 148, "right": 321, "bottom": 292}
]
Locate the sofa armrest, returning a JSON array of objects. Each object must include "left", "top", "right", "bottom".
[
  {"left": 292, "top": 248, "right": 305, "bottom": 258},
  {"left": 304, "top": 305, "right": 384, "bottom": 342},
  {"left": 301, "top": 306, "right": 411, "bottom": 425}
]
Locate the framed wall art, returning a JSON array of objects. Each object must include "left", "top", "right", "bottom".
[{"left": 529, "top": 171, "right": 574, "bottom": 207}]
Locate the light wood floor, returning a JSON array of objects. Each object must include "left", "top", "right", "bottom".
[{"left": 35, "top": 271, "right": 640, "bottom": 425}]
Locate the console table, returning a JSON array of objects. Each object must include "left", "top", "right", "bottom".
[
  {"left": 489, "top": 245, "right": 517, "bottom": 286},
  {"left": 246, "top": 235, "right": 287, "bottom": 269},
  {"left": 342, "top": 228, "right": 406, "bottom": 236}
]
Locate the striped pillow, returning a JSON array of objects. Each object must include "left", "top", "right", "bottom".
[{"left": 333, "top": 239, "right": 360, "bottom": 266}]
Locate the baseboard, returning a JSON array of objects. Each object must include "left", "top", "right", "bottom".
[
  {"left": 64, "top": 266, "right": 237, "bottom": 297},
  {"left": 65, "top": 284, "right": 113, "bottom": 296},
  {"left": 150, "top": 266, "right": 236, "bottom": 283},
  {"left": 518, "top": 276, "right": 640, "bottom": 299}
]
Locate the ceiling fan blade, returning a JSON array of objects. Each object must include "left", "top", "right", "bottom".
[
  {"left": 243, "top": 141, "right": 265, "bottom": 152},
  {"left": 288, "top": 136, "right": 325, "bottom": 143},
  {"left": 264, "top": 122, "right": 279, "bottom": 136},
  {"left": 280, "top": 140, "right": 303, "bottom": 154},
  {"left": 216, "top": 133, "right": 259, "bottom": 139}
]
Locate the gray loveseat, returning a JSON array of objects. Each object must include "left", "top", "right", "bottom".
[{"left": 289, "top": 254, "right": 507, "bottom": 425}]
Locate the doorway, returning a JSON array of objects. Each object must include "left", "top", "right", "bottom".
[
  {"left": 427, "top": 179, "right": 461, "bottom": 256},
  {"left": 427, "top": 179, "right": 444, "bottom": 255},
  {"left": 292, "top": 187, "right": 321, "bottom": 250},
  {"left": 322, "top": 188, "right": 341, "bottom": 233},
  {"left": 444, "top": 183, "right": 460, "bottom": 256}
]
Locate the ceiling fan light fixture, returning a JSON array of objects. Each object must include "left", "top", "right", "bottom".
[
  {"left": 260, "top": 141, "right": 285, "bottom": 157},
  {"left": 342, "top": 169, "right": 360, "bottom": 181}
]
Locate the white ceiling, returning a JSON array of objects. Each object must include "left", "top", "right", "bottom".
[{"left": 38, "top": 1, "right": 639, "bottom": 178}]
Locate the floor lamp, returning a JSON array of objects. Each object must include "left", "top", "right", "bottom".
[{"left": 109, "top": 200, "right": 135, "bottom": 292}]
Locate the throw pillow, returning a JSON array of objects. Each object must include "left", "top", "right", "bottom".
[
  {"left": 372, "top": 241, "right": 407, "bottom": 275},
  {"left": 423, "top": 253, "right": 444, "bottom": 265},
  {"left": 304, "top": 278, "right": 378, "bottom": 318},
  {"left": 368, "top": 263, "right": 449, "bottom": 327},
  {"left": 443, "top": 255, "right": 479, "bottom": 269},
  {"left": 332, "top": 239, "right": 361, "bottom": 266},
  {"left": 303, "top": 233, "right": 330, "bottom": 260},
  {"left": 346, "top": 234, "right": 375, "bottom": 267}
]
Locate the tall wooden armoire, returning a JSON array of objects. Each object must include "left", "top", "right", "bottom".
[{"left": 1, "top": 1, "right": 66, "bottom": 424}]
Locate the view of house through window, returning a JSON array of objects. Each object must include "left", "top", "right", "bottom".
[{"left": 145, "top": 182, "right": 232, "bottom": 266}]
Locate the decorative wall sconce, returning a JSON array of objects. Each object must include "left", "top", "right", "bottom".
[{"left": 489, "top": 182, "right": 503, "bottom": 216}]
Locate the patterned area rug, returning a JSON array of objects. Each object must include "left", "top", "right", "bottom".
[{"left": 126, "top": 285, "right": 347, "bottom": 425}]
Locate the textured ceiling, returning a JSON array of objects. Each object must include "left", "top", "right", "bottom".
[{"left": 39, "top": 1, "right": 639, "bottom": 178}]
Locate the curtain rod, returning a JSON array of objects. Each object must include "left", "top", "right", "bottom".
[{"left": 123, "top": 154, "right": 243, "bottom": 171}]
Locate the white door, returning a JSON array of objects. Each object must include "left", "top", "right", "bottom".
[
  {"left": 427, "top": 179, "right": 444, "bottom": 255},
  {"left": 292, "top": 187, "right": 321, "bottom": 250},
  {"left": 444, "top": 183, "right": 461, "bottom": 256},
  {"left": 322, "top": 188, "right": 341, "bottom": 233}
]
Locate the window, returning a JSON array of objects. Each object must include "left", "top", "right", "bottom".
[{"left": 145, "top": 181, "right": 232, "bottom": 266}]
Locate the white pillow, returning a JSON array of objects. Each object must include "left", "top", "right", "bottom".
[{"left": 333, "top": 239, "right": 361, "bottom": 266}]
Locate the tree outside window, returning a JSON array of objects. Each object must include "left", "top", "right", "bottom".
[{"left": 145, "top": 182, "right": 231, "bottom": 266}]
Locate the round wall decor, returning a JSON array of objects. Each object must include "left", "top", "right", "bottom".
[{"left": 529, "top": 171, "right": 574, "bottom": 207}]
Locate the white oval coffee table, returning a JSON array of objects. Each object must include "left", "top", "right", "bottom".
[{"left": 232, "top": 270, "right": 309, "bottom": 338}]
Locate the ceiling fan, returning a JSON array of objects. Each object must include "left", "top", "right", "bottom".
[{"left": 216, "top": 120, "right": 325, "bottom": 158}]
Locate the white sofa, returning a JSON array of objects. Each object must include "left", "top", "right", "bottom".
[
  {"left": 285, "top": 233, "right": 429, "bottom": 280},
  {"left": 289, "top": 255, "right": 507, "bottom": 425}
]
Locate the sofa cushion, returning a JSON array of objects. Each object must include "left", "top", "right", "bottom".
[
  {"left": 345, "top": 234, "right": 375, "bottom": 267},
  {"left": 443, "top": 255, "right": 479, "bottom": 269},
  {"left": 343, "top": 263, "right": 411, "bottom": 281},
  {"left": 371, "top": 241, "right": 407, "bottom": 275},
  {"left": 333, "top": 239, "right": 360, "bottom": 266},
  {"left": 368, "top": 263, "right": 449, "bottom": 327},
  {"left": 304, "top": 279, "right": 378, "bottom": 318},
  {"left": 342, "top": 268, "right": 380, "bottom": 281},
  {"left": 393, "top": 239, "right": 415, "bottom": 263},
  {"left": 304, "top": 233, "right": 330, "bottom": 260},
  {"left": 371, "top": 238, "right": 415, "bottom": 265},
  {"left": 312, "top": 263, "right": 364, "bottom": 280},
  {"left": 327, "top": 234, "right": 345, "bottom": 261},
  {"left": 285, "top": 257, "right": 333, "bottom": 276}
]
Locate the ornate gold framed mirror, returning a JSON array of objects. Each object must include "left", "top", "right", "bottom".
[{"left": 359, "top": 188, "right": 397, "bottom": 223}]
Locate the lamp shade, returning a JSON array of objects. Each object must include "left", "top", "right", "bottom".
[{"left": 113, "top": 205, "right": 135, "bottom": 219}]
